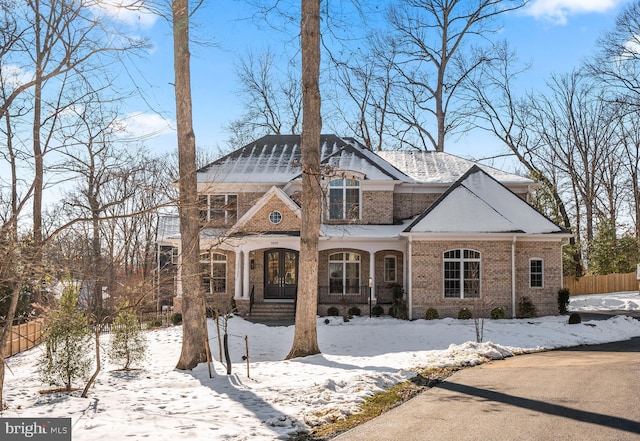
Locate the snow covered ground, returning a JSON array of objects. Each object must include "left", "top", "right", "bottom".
[{"left": 3, "top": 292, "right": 640, "bottom": 440}]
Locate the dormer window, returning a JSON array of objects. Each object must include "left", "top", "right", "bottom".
[
  {"left": 199, "top": 194, "right": 237, "bottom": 225},
  {"left": 328, "top": 178, "right": 360, "bottom": 220}
]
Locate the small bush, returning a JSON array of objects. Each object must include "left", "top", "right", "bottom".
[
  {"left": 146, "top": 318, "right": 163, "bottom": 328},
  {"left": 109, "top": 304, "right": 147, "bottom": 370},
  {"left": 568, "top": 312, "right": 582, "bottom": 324},
  {"left": 457, "top": 307, "right": 472, "bottom": 320},
  {"left": 558, "top": 288, "right": 570, "bottom": 315},
  {"left": 425, "top": 308, "right": 439, "bottom": 320},
  {"left": 170, "top": 312, "right": 182, "bottom": 326},
  {"left": 389, "top": 304, "right": 408, "bottom": 320},
  {"left": 371, "top": 305, "right": 384, "bottom": 317},
  {"left": 490, "top": 307, "right": 505, "bottom": 320},
  {"left": 348, "top": 306, "right": 361, "bottom": 317},
  {"left": 327, "top": 306, "right": 340, "bottom": 316},
  {"left": 517, "top": 297, "right": 537, "bottom": 318}
]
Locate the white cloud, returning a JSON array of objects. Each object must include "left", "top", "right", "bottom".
[
  {"left": 1, "top": 64, "right": 34, "bottom": 89},
  {"left": 117, "top": 112, "right": 174, "bottom": 140},
  {"left": 525, "top": 0, "right": 624, "bottom": 25},
  {"left": 93, "top": 0, "right": 158, "bottom": 29}
]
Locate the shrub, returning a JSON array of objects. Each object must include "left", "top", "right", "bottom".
[
  {"left": 371, "top": 305, "right": 384, "bottom": 317},
  {"left": 348, "top": 306, "right": 361, "bottom": 317},
  {"left": 39, "top": 287, "right": 92, "bottom": 391},
  {"left": 517, "top": 297, "right": 537, "bottom": 318},
  {"left": 170, "top": 312, "right": 183, "bottom": 326},
  {"left": 490, "top": 307, "right": 505, "bottom": 320},
  {"left": 146, "top": 318, "right": 163, "bottom": 328},
  {"left": 425, "top": 308, "right": 439, "bottom": 320},
  {"left": 568, "top": 312, "right": 582, "bottom": 324},
  {"left": 109, "top": 304, "right": 147, "bottom": 370},
  {"left": 558, "top": 288, "right": 570, "bottom": 315},
  {"left": 327, "top": 306, "right": 340, "bottom": 316},
  {"left": 457, "top": 307, "right": 472, "bottom": 320},
  {"left": 389, "top": 304, "right": 408, "bottom": 319}
]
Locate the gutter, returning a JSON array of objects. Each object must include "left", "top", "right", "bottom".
[
  {"left": 408, "top": 235, "right": 413, "bottom": 320},
  {"left": 511, "top": 235, "right": 517, "bottom": 318}
]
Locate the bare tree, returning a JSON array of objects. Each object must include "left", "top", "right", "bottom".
[
  {"left": 589, "top": 0, "right": 640, "bottom": 109},
  {"left": 464, "top": 42, "right": 582, "bottom": 273},
  {"left": 385, "top": 0, "right": 526, "bottom": 152},
  {"left": 227, "top": 49, "right": 301, "bottom": 146},
  {"left": 172, "top": 0, "right": 211, "bottom": 370},
  {"left": 329, "top": 32, "right": 396, "bottom": 151},
  {"left": 286, "top": 0, "right": 321, "bottom": 360}
]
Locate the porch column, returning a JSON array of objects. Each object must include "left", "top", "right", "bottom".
[
  {"left": 176, "top": 250, "right": 183, "bottom": 298},
  {"left": 369, "top": 251, "right": 376, "bottom": 303},
  {"left": 243, "top": 251, "right": 251, "bottom": 299},
  {"left": 234, "top": 250, "right": 243, "bottom": 300}
]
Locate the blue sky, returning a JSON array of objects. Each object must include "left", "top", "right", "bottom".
[{"left": 108, "top": 0, "right": 631, "bottom": 161}]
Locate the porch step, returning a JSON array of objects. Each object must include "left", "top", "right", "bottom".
[{"left": 247, "top": 303, "right": 295, "bottom": 323}]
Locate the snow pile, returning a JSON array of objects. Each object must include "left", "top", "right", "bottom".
[{"left": 2, "top": 293, "right": 640, "bottom": 440}]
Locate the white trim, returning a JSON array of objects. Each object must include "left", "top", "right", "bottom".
[
  {"left": 228, "top": 186, "right": 301, "bottom": 235},
  {"left": 529, "top": 257, "right": 545, "bottom": 288},
  {"left": 383, "top": 255, "right": 397, "bottom": 283}
]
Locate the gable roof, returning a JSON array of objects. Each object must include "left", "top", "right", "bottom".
[
  {"left": 376, "top": 150, "right": 533, "bottom": 185},
  {"left": 228, "top": 186, "right": 301, "bottom": 235},
  {"left": 405, "top": 166, "right": 569, "bottom": 235},
  {"left": 197, "top": 134, "right": 410, "bottom": 185}
]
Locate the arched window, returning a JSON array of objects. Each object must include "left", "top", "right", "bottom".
[
  {"left": 328, "top": 178, "right": 360, "bottom": 220},
  {"left": 201, "top": 251, "right": 227, "bottom": 294},
  {"left": 443, "top": 249, "right": 481, "bottom": 299},
  {"left": 384, "top": 255, "right": 397, "bottom": 283},
  {"left": 329, "top": 252, "right": 361, "bottom": 294}
]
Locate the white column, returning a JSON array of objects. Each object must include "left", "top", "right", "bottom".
[
  {"left": 243, "top": 250, "right": 251, "bottom": 299},
  {"left": 235, "top": 250, "right": 243, "bottom": 300},
  {"left": 369, "top": 251, "right": 376, "bottom": 302},
  {"left": 176, "top": 249, "right": 183, "bottom": 298}
]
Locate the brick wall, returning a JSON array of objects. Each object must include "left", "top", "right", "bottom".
[
  {"left": 410, "top": 239, "right": 562, "bottom": 319},
  {"left": 394, "top": 193, "right": 440, "bottom": 221},
  {"left": 362, "top": 191, "right": 394, "bottom": 224},
  {"left": 237, "top": 196, "right": 300, "bottom": 233}
]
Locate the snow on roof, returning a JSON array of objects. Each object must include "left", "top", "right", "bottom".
[
  {"left": 157, "top": 215, "right": 180, "bottom": 242},
  {"left": 197, "top": 135, "right": 411, "bottom": 185},
  {"left": 376, "top": 150, "right": 533, "bottom": 185},
  {"left": 321, "top": 219, "right": 413, "bottom": 239},
  {"left": 406, "top": 166, "right": 567, "bottom": 235}
]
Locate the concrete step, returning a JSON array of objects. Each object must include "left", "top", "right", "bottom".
[{"left": 248, "top": 303, "right": 295, "bottom": 321}]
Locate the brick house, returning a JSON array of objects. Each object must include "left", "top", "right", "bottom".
[{"left": 156, "top": 134, "right": 570, "bottom": 320}]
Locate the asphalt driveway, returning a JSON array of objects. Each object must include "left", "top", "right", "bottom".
[{"left": 332, "top": 336, "right": 640, "bottom": 441}]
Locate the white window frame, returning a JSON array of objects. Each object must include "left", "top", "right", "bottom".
[
  {"left": 443, "top": 249, "right": 481, "bottom": 299},
  {"left": 529, "top": 258, "right": 544, "bottom": 288},
  {"left": 201, "top": 251, "right": 227, "bottom": 295},
  {"left": 328, "top": 178, "right": 361, "bottom": 220},
  {"left": 328, "top": 252, "right": 361, "bottom": 295},
  {"left": 384, "top": 255, "right": 397, "bottom": 283},
  {"left": 199, "top": 194, "right": 237, "bottom": 224}
]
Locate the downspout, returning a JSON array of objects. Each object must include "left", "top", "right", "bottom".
[
  {"left": 408, "top": 235, "right": 413, "bottom": 320},
  {"left": 511, "top": 236, "right": 517, "bottom": 318}
]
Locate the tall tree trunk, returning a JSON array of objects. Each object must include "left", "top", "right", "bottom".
[
  {"left": 173, "top": 0, "right": 210, "bottom": 370},
  {"left": 286, "top": 0, "right": 321, "bottom": 360}
]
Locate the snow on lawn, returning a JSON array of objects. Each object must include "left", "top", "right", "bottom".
[
  {"left": 569, "top": 291, "right": 640, "bottom": 312},
  {"left": 3, "top": 293, "right": 640, "bottom": 440}
]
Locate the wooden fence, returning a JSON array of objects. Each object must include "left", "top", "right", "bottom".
[
  {"left": 2, "top": 319, "right": 45, "bottom": 358},
  {"left": 564, "top": 272, "right": 638, "bottom": 296}
]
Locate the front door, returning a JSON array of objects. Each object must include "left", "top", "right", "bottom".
[{"left": 264, "top": 249, "right": 298, "bottom": 300}]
